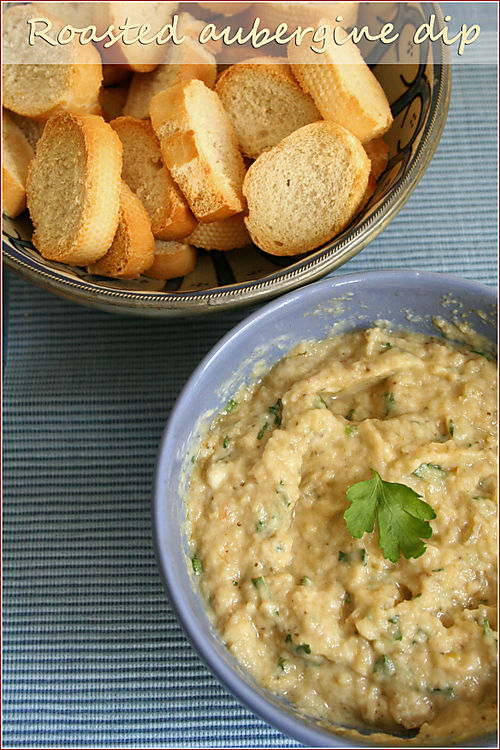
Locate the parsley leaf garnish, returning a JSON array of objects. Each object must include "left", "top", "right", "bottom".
[{"left": 344, "top": 470, "right": 436, "bottom": 563}]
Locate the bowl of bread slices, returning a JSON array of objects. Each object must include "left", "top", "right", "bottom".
[{"left": 2, "top": 1, "right": 451, "bottom": 316}]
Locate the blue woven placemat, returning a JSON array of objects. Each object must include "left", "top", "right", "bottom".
[{"left": 2, "top": 58, "right": 497, "bottom": 748}]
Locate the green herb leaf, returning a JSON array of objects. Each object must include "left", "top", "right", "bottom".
[
  {"left": 374, "top": 655, "right": 395, "bottom": 676},
  {"left": 285, "top": 633, "right": 292, "bottom": 644},
  {"left": 191, "top": 556, "right": 203, "bottom": 575},
  {"left": 483, "top": 618, "right": 493, "bottom": 637},
  {"left": 359, "top": 549, "right": 367, "bottom": 566},
  {"left": 449, "top": 419, "right": 455, "bottom": 437},
  {"left": 345, "top": 408, "right": 355, "bottom": 421},
  {"left": 338, "top": 551, "right": 350, "bottom": 562},
  {"left": 313, "top": 394, "right": 329, "bottom": 409},
  {"left": 413, "top": 463, "right": 448, "bottom": 480},
  {"left": 296, "top": 643, "right": 311, "bottom": 655},
  {"left": 225, "top": 398, "right": 238, "bottom": 414},
  {"left": 268, "top": 398, "right": 283, "bottom": 427},
  {"left": 223, "top": 435, "right": 230, "bottom": 449},
  {"left": 382, "top": 391, "right": 396, "bottom": 416},
  {"left": 278, "top": 657, "right": 287, "bottom": 671},
  {"left": 345, "top": 425, "right": 358, "bottom": 437},
  {"left": 257, "top": 422, "right": 269, "bottom": 440},
  {"left": 301, "top": 576, "right": 312, "bottom": 586},
  {"left": 344, "top": 469, "right": 436, "bottom": 563},
  {"left": 394, "top": 629, "right": 402, "bottom": 641}
]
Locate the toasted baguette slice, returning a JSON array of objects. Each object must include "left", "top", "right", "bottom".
[
  {"left": 245, "top": 2, "right": 358, "bottom": 31},
  {"left": 2, "top": 111, "right": 35, "bottom": 218},
  {"left": 186, "top": 213, "right": 251, "bottom": 251},
  {"left": 123, "top": 38, "right": 217, "bottom": 120},
  {"left": 145, "top": 240, "right": 197, "bottom": 280},
  {"left": 216, "top": 58, "right": 321, "bottom": 159},
  {"left": 26, "top": 113, "right": 122, "bottom": 265},
  {"left": 2, "top": 4, "right": 102, "bottom": 120},
  {"left": 87, "top": 181, "right": 155, "bottom": 278},
  {"left": 288, "top": 22, "right": 393, "bottom": 144},
  {"left": 91, "top": 2, "right": 178, "bottom": 72},
  {"left": 150, "top": 80, "right": 246, "bottom": 222},
  {"left": 111, "top": 116, "right": 196, "bottom": 240},
  {"left": 243, "top": 121, "right": 370, "bottom": 256},
  {"left": 99, "top": 86, "right": 129, "bottom": 123},
  {"left": 364, "top": 137, "right": 390, "bottom": 180},
  {"left": 6, "top": 112, "right": 46, "bottom": 152}
]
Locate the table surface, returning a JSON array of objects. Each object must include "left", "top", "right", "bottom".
[{"left": 2, "top": 53, "right": 498, "bottom": 750}]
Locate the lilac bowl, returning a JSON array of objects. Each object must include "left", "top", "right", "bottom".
[{"left": 153, "top": 271, "right": 497, "bottom": 748}]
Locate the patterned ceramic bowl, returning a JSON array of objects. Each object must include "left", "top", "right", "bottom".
[{"left": 2, "top": 2, "right": 451, "bottom": 317}]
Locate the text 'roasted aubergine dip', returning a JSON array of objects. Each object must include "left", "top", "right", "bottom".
[{"left": 186, "top": 327, "right": 497, "bottom": 743}]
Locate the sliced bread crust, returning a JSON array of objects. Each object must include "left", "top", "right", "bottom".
[
  {"left": 91, "top": 2, "right": 179, "bottom": 72},
  {"left": 150, "top": 79, "right": 246, "bottom": 223},
  {"left": 2, "top": 4, "right": 102, "bottom": 120},
  {"left": 123, "top": 38, "right": 217, "bottom": 120},
  {"left": 186, "top": 213, "right": 251, "bottom": 251},
  {"left": 288, "top": 22, "right": 393, "bottom": 144},
  {"left": 110, "top": 116, "right": 196, "bottom": 240},
  {"left": 87, "top": 181, "right": 155, "bottom": 278},
  {"left": 2, "top": 110, "right": 35, "bottom": 218},
  {"left": 26, "top": 113, "right": 122, "bottom": 265},
  {"left": 216, "top": 59, "right": 321, "bottom": 159},
  {"left": 145, "top": 240, "right": 197, "bottom": 280},
  {"left": 243, "top": 121, "right": 370, "bottom": 256}
]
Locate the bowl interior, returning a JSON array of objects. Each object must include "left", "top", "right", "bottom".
[
  {"left": 2, "top": 3, "right": 450, "bottom": 313},
  {"left": 154, "top": 272, "right": 497, "bottom": 748}
]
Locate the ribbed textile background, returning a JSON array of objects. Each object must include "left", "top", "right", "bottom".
[{"left": 2, "top": 59, "right": 498, "bottom": 748}]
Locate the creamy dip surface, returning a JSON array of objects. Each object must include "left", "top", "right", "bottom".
[{"left": 186, "top": 327, "right": 498, "bottom": 744}]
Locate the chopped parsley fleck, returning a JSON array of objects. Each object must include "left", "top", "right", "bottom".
[
  {"left": 385, "top": 342, "right": 392, "bottom": 349},
  {"left": 483, "top": 618, "right": 494, "bottom": 637},
  {"left": 394, "top": 629, "right": 402, "bottom": 641},
  {"left": 382, "top": 391, "right": 396, "bottom": 415},
  {"left": 191, "top": 556, "right": 203, "bottom": 575},
  {"left": 223, "top": 435, "right": 230, "bottom": 449},
  {"left": 374, "top": 655, "right": 395, "bottom": 676},
  {"left": 301, "top": 576, "right": 312, "bottom": 586},
  {"left": 232, "top": 580, "right": 238, "bottom": 586},
  {"left": 345, "top": 424, "right": 358, "bottom": 437},
  {"left": 257, "top": 422, "right": 269, "bottom": 440},
  {"left": 345, "top": 408, "right": 355, "bottom": 421},
  {"left": 432, "top": 568, "right": 444, "bottom": 573},
  {"left": 345, "top": 592, "right": 352, "bottom": 604},
  {"left": 412, "top": 593, "right": 422, "bottom": 599},
  {"left": 338, "top": 551, "right": 350, "bottom": 562},
  {"left": 313, "top": 394, "right": 329, "bottom": 409},
  {"left": 252, "top": 576, "right": 265, "bottom": 588},
  {"left": 268, "top": 398, "right": 283, "bottom": 427},
  {"left": 285, "top": 633, "right": 292, "bottom": 644},
  {"left": 296, "top": 643, "right": 311, "bottom": 655},
  {"left": 449, "top": 419, "right": 455, "bottom": 437},
  {"left": 225, "top": 398, "right": 238, "bottom": 414},
  {"left": 359, "top": 549, "right": 367, "bottom": 566},
  {"left": 278, "top": 657, "right": 287, "bottom": 671},
  {"left": 255, "top": 519, "right": 266, "bottom": 532},
  {"left": 412, "top": 463, "right": 448, "bottom": 480},
  {"left": 388, "top": 615, "right": 399, "bottom": 625}
]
